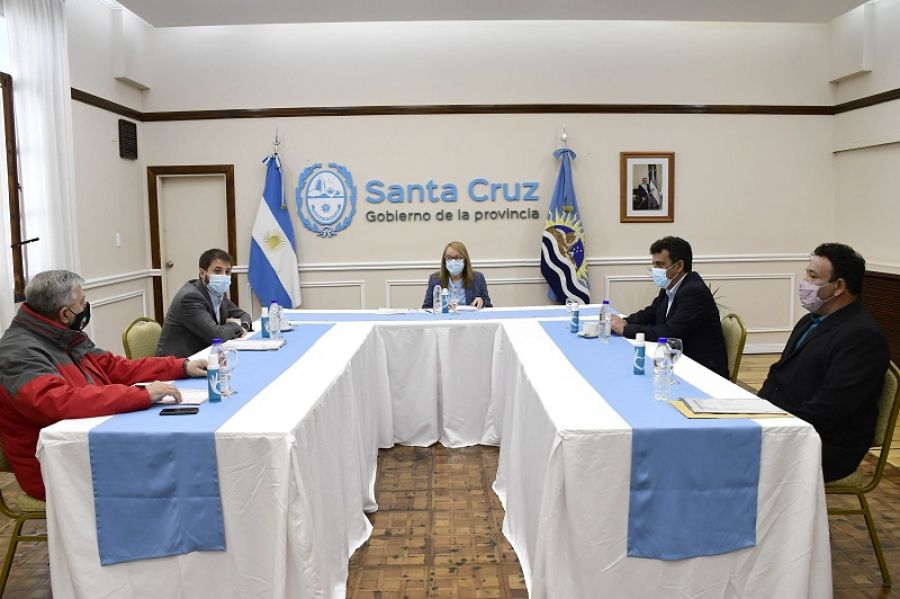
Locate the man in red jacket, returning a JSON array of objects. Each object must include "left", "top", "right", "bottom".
[{"left": 0, "top": 270, "right": 208, "bottom": 500}]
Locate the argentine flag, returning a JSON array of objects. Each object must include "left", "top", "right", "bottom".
[
  {"left": 249, "top": 154, "right": 301, "bottom": 307},
  {"left": 539, "top": 148, "right": 591, "bottom": 304}
]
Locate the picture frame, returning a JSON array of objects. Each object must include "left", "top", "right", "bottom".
[{"left": 620, "top": 152, "right": 675, "bottom": 223}]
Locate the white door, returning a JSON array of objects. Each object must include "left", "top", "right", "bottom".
[{"left": 158, "top": 175, "right": 229, "bottom": 310}]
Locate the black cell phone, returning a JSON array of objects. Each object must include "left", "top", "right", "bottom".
[{"left": 159, "top": 407, "right": 199, "bottom": 416}]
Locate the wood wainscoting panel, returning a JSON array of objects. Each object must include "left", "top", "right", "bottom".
[{"left": 863, "top": 270, "right": 900, "bottom": 467}]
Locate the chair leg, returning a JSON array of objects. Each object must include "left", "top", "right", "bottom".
[
  {"left": 858, "top": 493, "right": 892, "bottom": 587},
  {"left": 0, "top": 517, "right": 25, "bottom": 598}
]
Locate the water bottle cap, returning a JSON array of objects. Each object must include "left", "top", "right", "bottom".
[
  {"left": 602, "top": 300, "right": 610, "bottom": 304},
  {"left": 635, "top": 333, "right": 645, "bottom": 343},
  {"left": 657, "top": 337, "right": 667, "bottom": 343},
  {"left": 212, "top": 338, "right": 222, "bottom": 344}
]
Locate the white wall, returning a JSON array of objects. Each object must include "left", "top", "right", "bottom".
[
  {"left": 64, "top": 0, "right": 851, "bottom": 354},
  {"left": 831, "top": 0, "right": 900, "bottom": 273},
  {"left": 141, "top": 20, "right": 832, "bottom": 109},
  {"left": 831, "top": 0, "right": 900, "bottom": 103}
]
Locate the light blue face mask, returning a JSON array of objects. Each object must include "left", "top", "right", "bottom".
[
  {"left": 651, "top": 264, "right": 676, "bottom": 289},
  {"left": 446, "top": 259, "right": 465, "bottom": 277},
  {"left": 207, "top": 273, "right": 231, "bottom": 296}
]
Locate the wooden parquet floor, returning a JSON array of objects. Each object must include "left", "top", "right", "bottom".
[{"left": 1, "top": 355, "right": 898, "bottom": 598}]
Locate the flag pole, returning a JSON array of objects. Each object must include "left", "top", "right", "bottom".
[{"left": 560, "top": 124, "right": 573, "bottom": 212}]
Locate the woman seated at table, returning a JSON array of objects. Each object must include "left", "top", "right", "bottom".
[{"left": 422, "top": 241, "right": 492, "bottom": 310}]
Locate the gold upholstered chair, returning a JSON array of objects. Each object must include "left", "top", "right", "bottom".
[
  {"left": 122, "top": 317, "right": 162, "bottom": 359},
  {"left": 720, "top": 313, "right": 747, "bottom": 383},
  {"left": 826, "top": 361, "right": 900, "bottom": 587},
  {"left": 0, "top": 445, "right": 47, "bottom": 597}
]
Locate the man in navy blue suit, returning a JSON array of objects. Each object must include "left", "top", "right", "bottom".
[{"left": 611, "top": 236, "right": 728, "bottom": 378}]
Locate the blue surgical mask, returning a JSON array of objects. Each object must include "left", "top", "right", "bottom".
[
  {"left": 651, "top": 268, "right": 671, "bottom": 289},
  {"left": 207, "top": 274, "right": 231, "bottom": 296},
  {"left": 446, "top": 259, "right": 465, "bottom": 277}
]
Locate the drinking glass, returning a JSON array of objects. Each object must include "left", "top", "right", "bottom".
[
  {"left": 218, "top": 348, "right": 240, "bottom": 397},
  {"left": 449, "top": 288, "right": 461, "bottom": 313},
  {"left": 666, "top": 338, "right": 683, "bottom": 384}
]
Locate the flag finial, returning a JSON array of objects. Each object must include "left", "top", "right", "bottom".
[
  {"left": 273, "top": 129, "right": 280, "bottom": 155},
  {"left": 560, "top": 123, "right": 568, "bottom": 149}
]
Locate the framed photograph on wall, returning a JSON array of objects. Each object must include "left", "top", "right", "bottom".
[{"left": 620, "top": 152, "right": 675, "bottom": 223}]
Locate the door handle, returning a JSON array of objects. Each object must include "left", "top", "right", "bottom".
[{"left": 165, "top": 260, "right": 174, "bottom": 268}]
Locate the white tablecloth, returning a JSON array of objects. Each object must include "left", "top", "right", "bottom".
[
  {"left": 493, "top": 320, "right": 832, "bottom": 598},
  {"left": 37, "top": 309, "right": 831, "bottom": 598}
]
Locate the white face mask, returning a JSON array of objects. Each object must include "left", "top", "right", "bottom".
[
  {"left": 446, "top": 259, "right": 465, "bottom": 277},
  {"left": 207, "top": 273, "right": 231, "bottom": 296},
  {"left": 798, "top": 279, "right": 835, "bottom": 313}
]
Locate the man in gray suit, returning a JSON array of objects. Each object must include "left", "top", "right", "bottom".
[{"left": 156, "top": 249, "right": 252, "bottom": 358}]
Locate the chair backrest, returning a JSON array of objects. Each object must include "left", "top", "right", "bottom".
[
  {"left": 720, "top": 313, "right": 747, "bottom": 383},
  {"left": 122, "top": 317, "right": 162, "bottom": 359},
  {"left": 873, "top": 361, "right": 900, "bottom": 451}
]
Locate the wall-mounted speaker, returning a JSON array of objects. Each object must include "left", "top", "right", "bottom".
[{"left": 118, "top": 119, "right": 138, "bottom": 160}]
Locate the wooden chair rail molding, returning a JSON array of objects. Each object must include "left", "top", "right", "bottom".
[{"left": 69, "top": 86, "right": 900, "bottom": 122}]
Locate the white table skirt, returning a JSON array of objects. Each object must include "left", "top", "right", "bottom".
[
  {"left": 37, "top": 311, "right": 831, "bottom": 598},
  {"left": 493, "top": 320, "right": 832, "bottom": 598}
]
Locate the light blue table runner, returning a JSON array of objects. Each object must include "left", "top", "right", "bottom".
[
  {"left": 540, "top": 321, "right": 761, "bottom": 560},
  {"left": 88, "top": 323, "right": 333, "bottom": 565}
]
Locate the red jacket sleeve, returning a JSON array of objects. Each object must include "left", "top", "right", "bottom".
[
  {"left": 92, "top": 352, "right": 187, "bottom": 386},
  {"left": 5, "top": 353, "right": 186, "bottom": 427},
  {"left": 12, "top": 374, "right": 152, "bottom": 427}
]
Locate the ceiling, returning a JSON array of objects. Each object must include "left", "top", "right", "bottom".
[{"left": 114, "top": 0, "right": 870, "bottom": 28}]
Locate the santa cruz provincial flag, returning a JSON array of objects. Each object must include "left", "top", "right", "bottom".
[
  {"left": 249, "top": 154, "right": 301, "bottom": 307},
  {"left": 540, "top": 148, "right": 591, "bottom": 304}
]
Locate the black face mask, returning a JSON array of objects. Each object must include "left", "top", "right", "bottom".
[{"left": 68, "top": 302, "right": 91, "bottom": 331}]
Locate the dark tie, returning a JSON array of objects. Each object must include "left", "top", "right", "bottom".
[{"left": 793, "top": 315, "right": 823, "bottom": 351}]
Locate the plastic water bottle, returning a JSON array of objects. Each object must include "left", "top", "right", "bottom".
[
  {"left": 268, "top": 299, "right": 282, "bottom": 339},
  {"left": 570, "top": 303, "right": 580, "bottom": 333},
  {"left": 598, "top": 300, "right": 612, "bottom": 343},
  {"left": 432, "top": 284, "right": 441, "bottom": 315},
  {"left": 208, "top": 338, "right": 223, "bottom": 403},
  {"left": 633, "top": 332, "right": 646, "bottom": 375},
  {"left": 441, "top": 288, "right": 449, "bottom": 314},
  {"left": 653, "top": 337, "right": 672, "bottom": 401},
  {"left": 260, "top": 306, "right": 270, "bottom": 339}
]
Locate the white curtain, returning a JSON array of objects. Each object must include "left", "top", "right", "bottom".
[
  {"left": 5, "top": 0, "right": 79, "bottom": 276},
  {"left": 0, "top": 139, "right": 14, "bottom": 331}
]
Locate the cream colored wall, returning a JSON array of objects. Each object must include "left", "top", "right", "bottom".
[
  {"left": 70, "top": 101, "right": 152, "bottom": 353},
  {"left": 64, "top": 0, "right": 843, "bottom": 354},
  {"left": 142, "top": 20, "right": 832, "bottom": 109},
  {"left": 140, "top": 112, "right": 828, "bottom": 354},
  {"left": 831, "top": 0, "right": 900, "bottom": 103},
  {"left": 834, "top": 144, "right": 900, "bottom": 274},
  {"left": 831, "top": 0, "right": 900, "bottom": 274},
  {"left": 65, "top": 0, "right": 143, "bottom": 109}
]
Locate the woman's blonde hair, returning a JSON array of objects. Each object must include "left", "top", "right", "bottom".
[{"left": 438, "top": 241, "right": 474, "bottom": 288}]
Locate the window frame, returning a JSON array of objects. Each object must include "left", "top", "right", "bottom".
[{"left": 0, "top": 71, "right": 25, "bottom": 302}]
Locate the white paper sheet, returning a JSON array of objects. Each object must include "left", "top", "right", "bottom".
[
  {"left": 223, "top": 338, "right": 286, "bottom": 351},
  {"left": 681, "top": 397, "right": 787, "bottom": 414}
]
